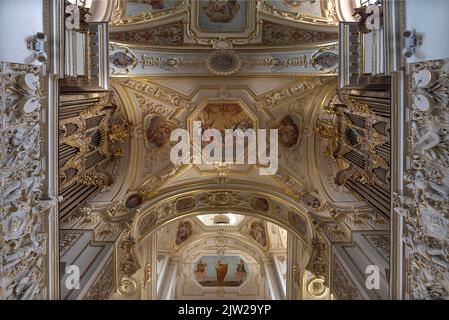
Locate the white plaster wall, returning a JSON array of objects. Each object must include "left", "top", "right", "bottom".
[
  {"left": 0, "top": 0, "right": 44, "bottom": 65},
  {"left": 405, "top": 0, "right": 449, "bottom": 63}
]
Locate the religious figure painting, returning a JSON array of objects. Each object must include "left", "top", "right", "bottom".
[
  {"left": 199, "top": 0, "right": 248, "bottom": 32},
  {"left": 266, "top": 0, "right": 323, "bottom": 17},
  {"left": 288, "top": 211, "right": 307, "bottom": 236},
  {"left": 207, "top": 50, "right": 242, "bottom": 75},
  {"left": 301, "top": 193, "right": 321, "bottom": 209},
  {"left": 125, "top": 0, "right": 178, "bottom": 16},
  {"left": 138, "top": 213, "right": 158, "bottom": 236},
  {"left": 203, "top": 0, "right": 240, "bottom": 23},
  {"left": 195, "top": 102, "right": 253, "bottom": 135},
  {"left": 125, "top": 193, "right": 144, "bottom": 209},
  {"left": 250, "top": 221, "right": 267, "bottom": 247},
  {"left": 250, "top": 196, "right": 270, "bottom": 212},
  {"left": 283, "top": 0, "right": 303, "bottom": 7},
  {"left": 175, "top": 196, "right": 196, "bottom": 212},
  {"left": 311, "top": 50, "right": 339, "bottom": 71},
  {"left": 211, "top": 54, "right": 237, "bottom": 71},
  {"left": 273, "top": 115, "right": 301, "bottom": 149},
  {"left": 193, "top": 255, "right": 248, "bottom": 287},
  {"left": 145, "top": 115, "right": 176, "bottom": 148},
  {"left": 175, "top": 221, "right": 192, "bottom": 246},
  {"left": 110, "top": 51, "right": 136, "bottom": 69}
]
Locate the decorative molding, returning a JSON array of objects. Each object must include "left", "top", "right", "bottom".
[
  {"left": 110, "top": 21, "right": 183, "bottom": 46},
  {"left": 261, "top": 22, "right": 337, "bottom": 46},
  {"left": 83, "top": 254, "right": 115, "bottom": 300},
  {"left": 332, "top": 256, "right": 363, "bottom": 300},
  {"left": 59, "top": 230, "right": 83, "bottom": 257},
  {"left": 363, "top": 234, "right": 390, "bottom": 263},
  {"left": 306, "top": 233, "right": 330, "bottom": 287},
  {"left": 115, "top": 78, "right": 194, "bottom": 109},
  {"left": 255, "top": 78, "right": 332, "bottom": 109},
  {"left": 0, "top": 62, "right": 57, "bottom": 299},
  {"left": 396, "top": 59, "right": 449, "bottom": 299},
  {"left": 107, "top": 45, "right": 338, "bottom": 77}
]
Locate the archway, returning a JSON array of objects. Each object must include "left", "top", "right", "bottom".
[{"left": 113, "top": 184, "right": 320, "bottom": 298}]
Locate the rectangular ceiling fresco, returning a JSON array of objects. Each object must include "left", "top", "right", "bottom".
[
  {"left": 194, "top": 255, "right": 248, "bottom": 287},
  {"left": 125, "top": 0, "right": 178, "bottom": 16},
  {"left": 265, "top": 0, "right": 323, "bottom": 17},
  {"left": 198, "top": 0, "right": 249, "bottom": 32}
]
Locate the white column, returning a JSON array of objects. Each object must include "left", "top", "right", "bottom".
[
  {"left": 263, "top": 260, "right": 284, "bottom": 300},
  {"left": 286, "top": 233, "right": 301, "bottom": 300},
  {"left": 159, "top": 258, "right": 179, "bottom": 300}
]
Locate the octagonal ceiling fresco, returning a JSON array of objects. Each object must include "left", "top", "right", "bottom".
[{"left": 193, "top": 101, "right": 255, "bottom": 133}]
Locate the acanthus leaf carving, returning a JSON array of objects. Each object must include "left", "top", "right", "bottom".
[
  {"left": 1, "top": 62, "right": 56, "bottom": 300},
  {"left": 400, "top": 59, "right": 449, "bottom": 299}
]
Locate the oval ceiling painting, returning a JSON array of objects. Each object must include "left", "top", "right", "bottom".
[
  {"left": 126, "top": 193, "right": 144, "bottom": 209},
  {"left": 206, "top": 50, "right": 242, "bottom": 75},
  {"left": 273, "top": 115, "right": 302, "bottom": 149},
  {"left": 145, "top": 115, "right": 176, "bottom": 149},
  {"left": 311, "top": 50, "right": 339, "bottom": 71}
]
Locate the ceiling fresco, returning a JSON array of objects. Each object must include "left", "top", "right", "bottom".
[
  {"left": 198, "top": 0, "right": 249, "bottom": 32},
  {"left": 109, "top": 75, "right": 338, "bottom": 197},
  {"left": 88, "top": 0, "right": 381, "bottom": 298},
  {"left": 194, "top": 255, "right": 248, "bottom": 287},
  {"left": 108, "top": 1, "right": 339, "bottom": 81},
  {"left": 110, "top": 0, "right": 338, "bottom": 48},
  {"left": 265, "top": 0, "right": 323, "bottom": 16},
  {"left": 125, "top": 0, "right": 179, "bottom": 16},
  {"left": 193, "top": 101, "right": 254, "bottom": 133}
]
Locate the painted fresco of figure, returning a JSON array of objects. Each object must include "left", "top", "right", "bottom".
[
  {"left": 250, "top": 222, "right": 267, "bottom": 247},
  {"left": 204, "top": 0, "right": 240, "bottom": 23},
  {"left": 175, "top": 221, "right": 192, "bottom": 246},
  {"left": 215, "top": 260, "right": 228, "bottom": 285},
  {"left": 147, "top": 0, "right": 166, "bottom": 10},
  {"left": 194, "top": 259, "right": 208, "bottom": 281},
  {"left": 279, "top": 116, "right": 300, "bottom": 148},
  {"left": 314, "top": 52, "right": 339, "bottom": 70},
  {"left": 146, "top": 115, "right": 175, "bottom": 148},
  {"left": 234, "top": 258, "right": 247, "bottom": 282},
  {"left": 110, "top": 52, "right": 134, "bottom": 69}
]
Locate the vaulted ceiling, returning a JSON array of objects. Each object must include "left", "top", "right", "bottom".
[
  {"left": 82, "top": 0, "right": 385, "bottom": 297},
  {"left": 93, "top": 0, "right": 370, "bottom": 258}
]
